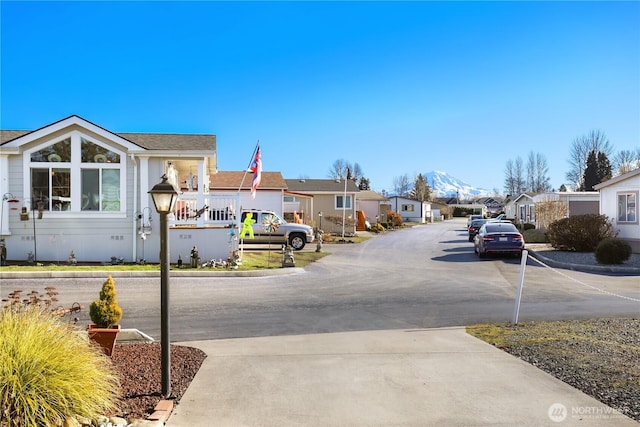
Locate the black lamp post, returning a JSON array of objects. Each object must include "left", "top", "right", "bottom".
[
  {"left": 19, "top": 198, "right": 44, "bottom": 264},
  {"left": 148, "top": 174, "right": 179, "bottom": 398}
]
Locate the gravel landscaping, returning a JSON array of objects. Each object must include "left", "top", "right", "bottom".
[
  {"left": 108, "top": 343, "right": 206, "bottom": 421},
  {"left": 467, "top": 317, "right": 640, "bottom": 422}
]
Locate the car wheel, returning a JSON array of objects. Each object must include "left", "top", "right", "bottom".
[{"left": 289, "top": 234, "right": 306, "bottom": 250}]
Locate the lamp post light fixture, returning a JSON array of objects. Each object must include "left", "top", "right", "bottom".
[
  {"left": 19, "top": 198, "right": 44, "bottom": 264},
  {"left": 318, "top": 211, "right": 322, "bottom": 231},
  {"left": 148, "top": 174, "right": 179, "bottom": 398}
]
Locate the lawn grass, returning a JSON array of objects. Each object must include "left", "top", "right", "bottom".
[{"left": 0, "top": 250, "right": 330, "bottom": 272}]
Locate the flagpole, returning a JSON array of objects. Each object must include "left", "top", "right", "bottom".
[
  {"left": 237, "top": 140, "right": 260, "bottom": 195},
  {"left": 237, "top": 140, "right": 260, "bottom": 262}
]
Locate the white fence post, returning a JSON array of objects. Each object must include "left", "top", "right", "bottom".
[{"left": 512, "top": 249, "right": 528, "bottom": 325}]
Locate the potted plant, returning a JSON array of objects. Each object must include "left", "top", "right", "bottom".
[{"left": 87, "top": 275, "right": 123, "bottom": 356}]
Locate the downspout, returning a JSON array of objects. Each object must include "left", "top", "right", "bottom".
[{"left": 130, "top": 153, "right": 138, "bottom": 262}]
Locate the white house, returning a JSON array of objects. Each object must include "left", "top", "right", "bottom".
[
  {"left": 512, "top": 193, "right": 537, "bottom": 224},
  {"left": 594, "top": 168, "right": 640, "bottom": 253},
  {"left": 388, "top": 196, "right": 431, "bottom": 223},
  {"left": 0, "top": 115, "right": 267, "bottom": 263}
]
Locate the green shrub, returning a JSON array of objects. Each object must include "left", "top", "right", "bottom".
[
  {"left": 523, "top": 223, "right": 536, "bottom": 231},
  {"left": 0, "top": 308, "right": 120, "bottom": 426},
  {"left": 368, "top": 223, "right": 385, "bottom": 233},
  {"left": 523, "top": 229, "right": 547, "bottom": 243},
  {"left": 595, "top": 238, "right": 632, "bottom": 264},
  {"left": 547, "top": 214, "right": 617, "bottom": 252},
  {"left": 89, "top": 275, "right": 123, "bottom": 328}
]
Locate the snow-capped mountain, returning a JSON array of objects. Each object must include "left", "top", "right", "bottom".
[{"left": 425, "top": 171, "right": 492, "bottom": 199}]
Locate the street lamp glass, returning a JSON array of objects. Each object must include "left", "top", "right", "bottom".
[{"left": 148, "top": 175, "right": 179, "bottom": 214}]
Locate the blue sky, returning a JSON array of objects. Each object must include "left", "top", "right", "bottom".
[{"left": 1, "top": 1, "right": 639, "bottom": 194}]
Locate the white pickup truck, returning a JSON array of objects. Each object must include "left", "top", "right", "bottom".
[{"left": 240, "top": 209, "right": 315, "bottom": 250}]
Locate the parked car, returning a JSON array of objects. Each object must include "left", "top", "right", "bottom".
[
  {"left": 240, "top": 210, "right": 315, "bottom": 250},
  {"left": 474, "top": 222, "right": 524, "bottom": 258},
  {"left": 467, "top": 214, "right": 484, "bottom": 228},
  {"left": 468, "top": 218, "right": 488, "bottom": 241}
]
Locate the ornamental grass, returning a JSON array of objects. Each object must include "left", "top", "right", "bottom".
[{"left": 0, "top": 307, "right": 120, "bottom": 426}]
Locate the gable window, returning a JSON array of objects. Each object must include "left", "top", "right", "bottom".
[
  {"left": 27, "top": 134, "right": 124, "bottom": 213},
  {"left": 617, "top": 192, "right": 637, "bottom": 223},
  {"left": 336, "top": 194, "right": 352, "bottom": 209}
]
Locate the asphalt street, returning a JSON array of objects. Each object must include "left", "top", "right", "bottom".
[{"left": 1, "top": 220, "right": 638, "bottom": 341}]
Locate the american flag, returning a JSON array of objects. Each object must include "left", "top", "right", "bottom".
[{"left": 249, "top": 146, "right": 262, "bottom": 199}]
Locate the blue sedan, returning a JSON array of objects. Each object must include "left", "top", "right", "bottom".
[{"left": 474, "top": 222, "right": 524, "bottom": 258}]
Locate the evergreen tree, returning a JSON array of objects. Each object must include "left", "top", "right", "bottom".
[
  {"left": 411, "top": 173, "right": 431, "bottom": 201},
  {"left": 582, "top": 150, "right": 599, "bottom": 191},
  {"left": 582, "top": 150, "right": 613, "bottom": 191},
  {"left": 358, "top": 177, "right": 371, "bottom": 190},
  {"left": 596, "top": 151, "right": 612, "bottom": 184}
]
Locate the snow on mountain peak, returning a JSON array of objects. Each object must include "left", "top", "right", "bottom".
[{"left": 425, "top": 171, "right": 492, "bottom": 199}]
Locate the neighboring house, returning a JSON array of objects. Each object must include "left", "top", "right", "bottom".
[
  {"left": 473, "top": 197, "right": 504, "bottom": 216},
  {"left": 532, "top": 191, "right": 599, "bottom": 230},
  {"left": 388, "top": 196, "right": 431, "bottom": 223},
  {"left": 356, "top": 190, "right": 391, "bottom": 227},
  {"left": 512, "top": 193, "right": 537, "bottom": 224},
  {"left": 0, "top": 115, "right": 264, "bottom": 263},
  {"left": 284, "top": 179, "right": 359, "bottom": 236},
  {"left": 429, "top": 201, "right": 449, "bottom": 221},
  {"left": 503, "top": 196, "right": 516, "bottom": 221},
  {"left": 594, "top": 168, "right": 640, "bottom": 253}
]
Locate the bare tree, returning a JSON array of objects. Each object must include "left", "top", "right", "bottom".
[
  {"left": 504, "top": 157, "right": 526, "bottom": 196},
  {"left": 527, "top": 151, "right": 551, "bottom": 193},
  {"left": 535, "top": 195, "right": 569, "bottom": 231},
  {"left": 613, "top": 148, "right": 640, "bottom": 175},
  {"left": 393, "top": 174, "right": 411, "bottom": 197},
  {"left": 566, "top": 130, "right": 613, "bottom": 190},
  {"left": 328, "top": 159, "right": 348, "bottom": 179},
  {"left": 328, "top": 159, "right": 364, "bottom": 182}
]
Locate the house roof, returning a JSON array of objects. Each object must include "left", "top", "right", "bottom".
[
  {"left": 210, "top": 171, "right": 286, "bottom": 191},
  {"left": 285, "top": 178, "right": 360, "bottom": 193},
  {"left": 357, "top": 190, "right": 389, "bottom": 201},
  {"left": 513, "top": 192, "right": 537, "bottom": 203},
  {"left": 388, "top": 195, "right": 425, "bottom": 203},
  {"left": 594, "top": 168, "right": 640, "bottom": 190},
  {"left": 1, "top": 115, "right": 216, "bottom": 152}
]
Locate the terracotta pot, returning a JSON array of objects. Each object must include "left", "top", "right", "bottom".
[{"left": 87, "top": 324, "right": 121, "bottom": 357}]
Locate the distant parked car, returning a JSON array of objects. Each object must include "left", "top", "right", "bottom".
[
  {"left": 468, "top": 219, "right": 488, "bottom": 241},
  {"left": 467, "top": 214, "right": 484, "bottom": 228},
  {"left": 474, "top": 222, "right": 524, "bottom": 258}
]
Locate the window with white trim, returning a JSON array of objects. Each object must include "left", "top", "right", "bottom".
[
  {"left": 28, "top": 135, "right": 124, "bottom": 212},
  {"left": 617, "top": 192, "right": 637, "bottom": 223},
  {"left": 336, "top": 194, "right": 352, "bottom": 209}
]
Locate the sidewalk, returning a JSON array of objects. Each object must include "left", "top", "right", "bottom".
[{"left": 166, "top": 327, "right": 637, "bottom": 426}]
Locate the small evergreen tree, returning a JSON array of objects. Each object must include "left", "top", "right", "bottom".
[{"left": 89, "top": 275, "right": 123, "bottom": 328}]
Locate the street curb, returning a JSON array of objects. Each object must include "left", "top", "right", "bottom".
[
  {"left": 0, "top": 267, "right": 306, "bottom": 280},
  {"left": 527, "top": 249, "right": 640, "bottom": 275}
]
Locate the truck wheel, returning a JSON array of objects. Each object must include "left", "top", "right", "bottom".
[{"left": 289, "top": 234, "right": 306, "bottom": 250}]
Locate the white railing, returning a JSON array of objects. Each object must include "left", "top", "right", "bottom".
[{"left": 172, "top": 194, "right": 238, "bottom": 226}]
